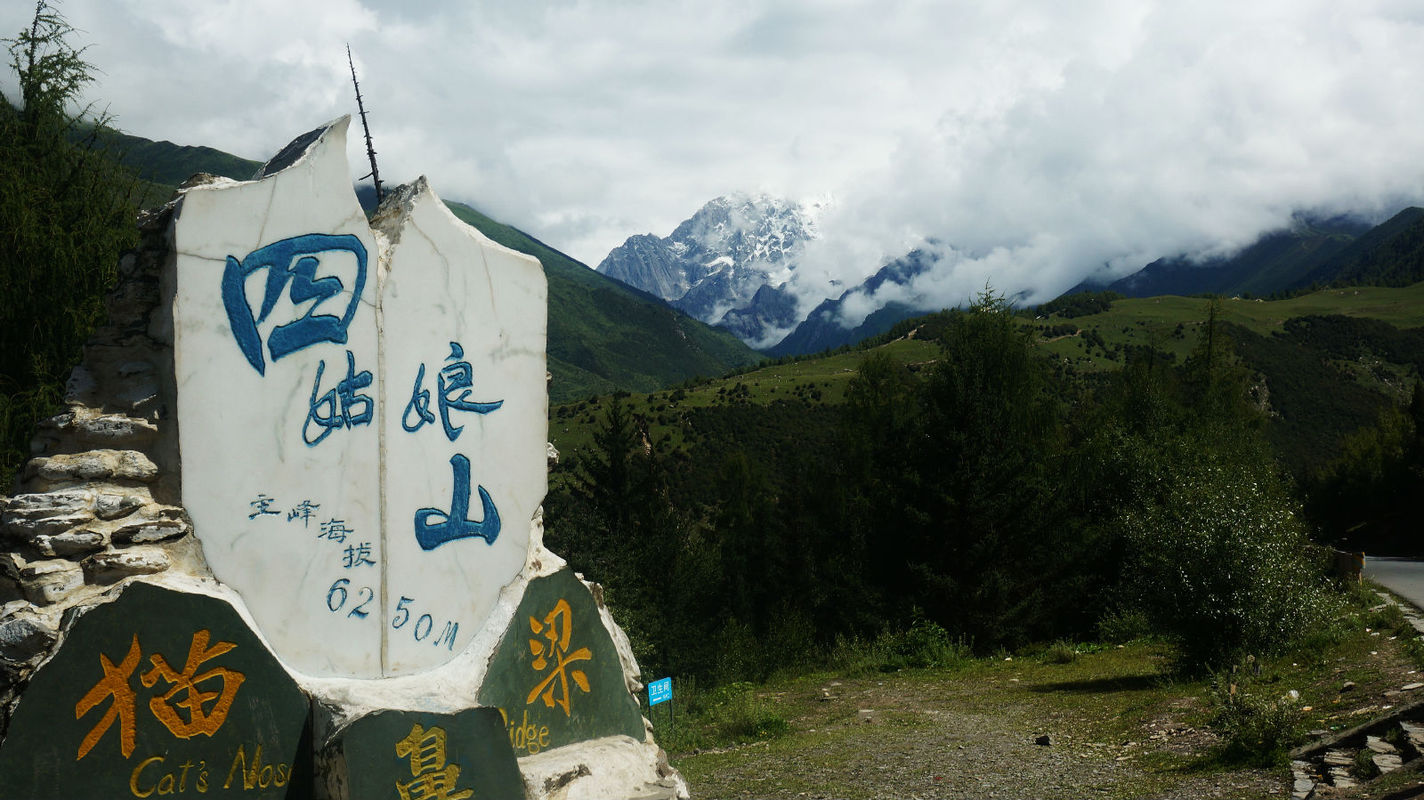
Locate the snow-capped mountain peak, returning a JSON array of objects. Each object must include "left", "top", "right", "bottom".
[{"left": 596, "top": 193, "right": 820, "bottom": 345}]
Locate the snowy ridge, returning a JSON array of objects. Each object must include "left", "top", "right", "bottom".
[{"left": 596, "top": 192, "right": 822, "bottom": 345}]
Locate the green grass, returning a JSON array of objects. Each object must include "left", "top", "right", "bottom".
[
  {"left": 1034, "top": 284, "right": 1424, "bottom": 373},
  {"left": 667, "top": 594, "right": 1424, "bottom": 799}
]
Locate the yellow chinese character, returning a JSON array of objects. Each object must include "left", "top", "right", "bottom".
[
  {"left": 75, "top": 634, "right": 142, "bottom": 760},
  {"left": 140, "top": 629, "right": 246, "bottom": 739},
  {"left": 525, "top": 598, "right": 592, "bottom": 717},
  {"left": 394, "top": 723, "right": 473, "bottom": 800}
]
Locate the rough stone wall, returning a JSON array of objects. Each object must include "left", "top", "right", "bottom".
[{"left": 0, "top": 199, "right": 210, "bottom": 736}]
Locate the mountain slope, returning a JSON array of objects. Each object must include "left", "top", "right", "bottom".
[
  {"left": 1080, "top": 216, "right": 1371, "bottom": 299},
  {"left": 768, "top": 249, "right": 941, "bottom": 357},
  {"left": 1294, "top": 207, "right": 1424, "bottom": 289},
  {"left": 110, "top": 130, "right": 761, "bottom": 404}
]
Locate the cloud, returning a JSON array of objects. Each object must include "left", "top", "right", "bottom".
[
  {"left": 0, "top": 0, "right": 1421, "bottom": 309},
  {"left": 786, "top": 0, "right": 1424, "bottom": 325}
]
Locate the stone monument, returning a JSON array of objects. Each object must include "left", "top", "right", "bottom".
[{"left": 0, "top": 117, "right": 687, "bottom": 800}]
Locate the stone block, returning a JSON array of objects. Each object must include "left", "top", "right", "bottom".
[
  {"left": 478, "top": 569, "right": 645, "bottom": 756},
  {"left": 3, "top": 511, "right": 94, "bottom": 540},
  {"left": 26, "top": 450, "right": 159, "bottom": 485},
  {"left": 319, "top": 708, "right": 524, "bottom": 800},
  {"left": 18, "top": 559, "right": 84, "bottom": 605},
  {"left": 5, "top": 490, "right": 96, "bottom": 518},
  {"left": 0, "top": 612, "right": 56, "bottom": 665},
  {"left": 0, "top": 581, "right": 311, "bottom": 799},
  {"left": 83, "top": 548, "right": 171, "bottom": 584},
  {"left": 94, "top": 493, "right": 146, "bottom": 520},
  {"left": 112, "top": 516, "right": 190, "bottom": 545},
  {"left": 32, "top": 529, "right": 108, "bottom": 558}
]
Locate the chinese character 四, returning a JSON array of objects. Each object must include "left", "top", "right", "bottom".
[{"left": 222, "top": 233, "right": 368, "bottom": 375}]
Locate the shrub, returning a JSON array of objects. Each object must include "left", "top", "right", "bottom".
[
  {"left": 1118, "top": 447, "right": 1339, "bottom": 671},
  {"left": 1210, "top": 672, "right": 1304, "bottom": 765},
  {"left": 1043, "top": 640, "right": 1079, "bottom": 664},
  {"left": 1097, "top": 608, "right": 1152, "bottom": 644}
]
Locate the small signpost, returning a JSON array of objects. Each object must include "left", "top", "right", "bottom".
[{"left": 648, "top": 677, "right": 673, "bottom": 732}]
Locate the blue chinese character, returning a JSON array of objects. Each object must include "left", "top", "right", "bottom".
[
  {"left": 342, "top": 542, "right": 376, "bottom": 568},
  {"left": 222, "top": 233, "right": 368, "bottom": 374},
  {"left": 288, "top": 500, "right": 320, "bottom": 528},
  {"left": 319, "top": 519, "right": 351, "bottom": 543},
  {"left": 304, "top": 350, "right": 373, "bottom": 446},
  {"left": 401, "top": 363, "right": 436, "bottom": 432},
  {"left": 414, "top": 454, "right": 500, "bottom": 551},
  {"left": 249, "top": 494, "right": 281, "bottom": 519},
  {"left": 401, "top": 342, "right": 502, "bottom": 441}
]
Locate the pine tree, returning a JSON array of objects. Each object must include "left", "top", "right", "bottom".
[{"left": 0, "top": 1, "right": 137, "bottom": 485}]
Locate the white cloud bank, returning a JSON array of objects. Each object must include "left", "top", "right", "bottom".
[{"left": 2, "top": 0, "right": 1422, "bottom": 322}]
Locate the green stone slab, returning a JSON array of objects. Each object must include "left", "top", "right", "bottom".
[
  {"left": 478, "top": 569, "right": 644, "bottom": 756},
  {"left": 0, "top": 581, "right": 311, "bottom": 799},
  {"left": 335, "top": 708, "right": 524, "bottom": 800}
]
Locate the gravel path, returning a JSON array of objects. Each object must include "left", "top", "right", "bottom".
[{"left": 680, "top": 671, "right": 1283, "bottom": 800}]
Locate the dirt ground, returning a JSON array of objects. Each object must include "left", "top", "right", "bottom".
[{"left": 672, "top": 633, "right": 1424, "bottom": 800}]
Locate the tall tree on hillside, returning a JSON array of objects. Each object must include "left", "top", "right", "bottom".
[
  {"left": 0, "top": 1, "right": 136, "bottom": 485},
  {"left": 897, "top": 288, "right": 1071, "bottom": 647}
]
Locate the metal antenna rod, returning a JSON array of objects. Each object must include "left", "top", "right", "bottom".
[{"left": 347, "top": 44, "right": 383, "bottom": 203}]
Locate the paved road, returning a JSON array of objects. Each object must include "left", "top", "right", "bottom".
[{"left": 1367, "top": 556, "right": 1424, "bottom": 610}]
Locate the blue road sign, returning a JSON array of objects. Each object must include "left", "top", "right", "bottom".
[{"left": 648, "top": 677, "right": 672, "bottom": 706}]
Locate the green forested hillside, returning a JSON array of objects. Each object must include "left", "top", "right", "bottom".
[
  {"left": 112, "top": 134, "right": 761, "bottom": 404},
  {"left": 546, "top": 292, "right": 1362, "bottom": 683},
  {"left": 1297, "top": 207, "right": 1424, "bottom": 289}
]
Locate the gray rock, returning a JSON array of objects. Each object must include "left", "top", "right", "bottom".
[
  {"left": 72, "top": 413, "right": 159, "bottom": 446},
  {"left": 1366, "top": 735, "right": 1397, "bottom": 754},
  {"left": 27, "top": 450, "right": 158, "bottom": 484},
  {"left": 1323, "top": 749, "right": 1353, "bottom": 767},
  {"left": 1374, "top": 752, "right": 1404, "bottom": 773},
  {"left": 0, "top": 614, "right": 56, "bottom": 665},
  {"left": 112, "top": 517, "right": 188, "bottom": 545},
  {"left": 94, "top": 493, "right": 145, "bottom": 520},
  {"left": 64, "top": 365, "right": 97, "bottom": 404},
  {"left": 1341, "top": 680, "right": 1357, "bottom": 692},
  {"left": 18, "top": 559, "right": 84, "bottom": 605},
  {"left": 3, "top": 511, "right": 94, "bottom": 540},
  {"left": 32, "top": 529, "right": 107, "bottom": 558},
  {"left": 4, "top": 491, "right": 95, "bottom": 518},
  {"left": 83, "top": 547, "right": 170, "bottom": 583}
]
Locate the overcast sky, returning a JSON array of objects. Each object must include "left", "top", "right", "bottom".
[{"left": 5, "top": 0, "right": 1424, "bottom": 315}]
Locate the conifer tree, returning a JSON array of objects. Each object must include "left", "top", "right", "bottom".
[{"left": 0, "top": 1, "right": 137, "bottom": 485}]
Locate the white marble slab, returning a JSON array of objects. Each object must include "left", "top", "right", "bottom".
[
  {"left": 377, "top": 179, "right": 547, "bottom": 674},
  {"left": 170, "top": 118, "right": 546, "bottom": 678}
]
